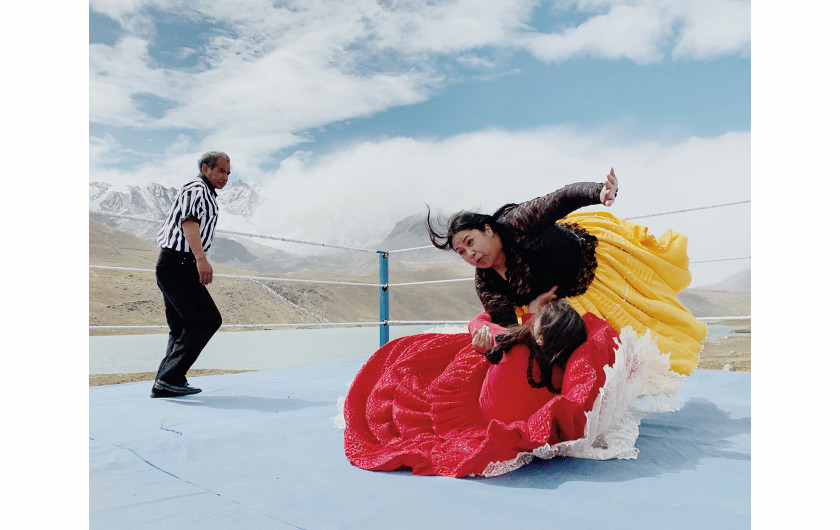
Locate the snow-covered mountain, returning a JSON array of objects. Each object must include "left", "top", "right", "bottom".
[
  {"left": 377, "top": 212, "right": 432, "bottom": 251},
  {"left": 89, "top": 180, "right": 454, "bottom": 275},
  {"left": 89, "top": 180, "right": 435, "bottom": 274},
  {"left": 90, "top": 179, "right": 264, "bottom": 241},
  {"left": 89, "top": 179, "right": 292, "bottom": 268}
]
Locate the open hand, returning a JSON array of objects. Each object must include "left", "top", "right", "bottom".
[
  {"left": 600, "top": 167, "right": 618, "bottom": 207},
  {"left": 527, "top": 286, "right": 558, "bottom": 315},
  {"left": 471, "top": 325, "right": 494, "bottom": 354}
]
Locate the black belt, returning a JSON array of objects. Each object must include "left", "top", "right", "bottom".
[{"left": 160, "top": 247, "right": 194, "bottom": 257}]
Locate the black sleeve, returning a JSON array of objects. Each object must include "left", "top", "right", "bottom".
[
  {"left": 502, "top": 181, "right": 602, "bottom": 233},
  {"left": 475, "top": 271, "right": 519, "bottom": 327}
]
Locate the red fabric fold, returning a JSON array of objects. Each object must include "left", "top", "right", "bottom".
[{"left": 343, "top": 314, "right": 619, "bottom": 477}]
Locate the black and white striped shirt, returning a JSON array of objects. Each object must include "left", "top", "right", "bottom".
[{"left": 156, "top": 176, "right": 220, "bottom": 252}]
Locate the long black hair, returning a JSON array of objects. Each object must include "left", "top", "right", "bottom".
[
  {"left": 483, "top": 298, "right": 588, "bottom": 394},
  {"left": 426, "top": 203, "right": 519, "bottom": 250}
]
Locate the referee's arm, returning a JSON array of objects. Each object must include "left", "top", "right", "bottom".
[{"left": 182, "top": 219, "right": 213, "bottom": 285}]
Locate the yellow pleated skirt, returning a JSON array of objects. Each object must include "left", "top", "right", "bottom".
[{"left": 561, "top": 211, "right": 706, "bottom": 375}]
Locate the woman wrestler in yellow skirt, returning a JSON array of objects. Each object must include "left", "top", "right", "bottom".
[{"left": 426, "top": 169, "right": 706, "bottom": 375}]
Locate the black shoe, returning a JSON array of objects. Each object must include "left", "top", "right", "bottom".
[{"left": 150, "top": 380, "right": 202, "bottom": 398}]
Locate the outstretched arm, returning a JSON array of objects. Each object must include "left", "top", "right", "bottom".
[
  {"left": 503, "top": 169, "right": 619, "bottom": 233},
  {"left": 468, "top": 311, "right": 507, "bottom": 336}
]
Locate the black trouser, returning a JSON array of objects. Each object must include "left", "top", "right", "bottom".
[{"left": 155, "top": 248, "right": 222, "bottom": 386}]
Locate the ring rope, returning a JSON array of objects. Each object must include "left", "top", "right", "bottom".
[
  {"left": 90, "top": 320, "right": 475, "bottom": 331},
  {"left": 623, "top": 200, "right": 750, "bottom": 221},
  {"left": 90, "top": 265, "right": 383, "bottom": 287},
  {"left": 91, "top": 198, "right": 750, "bottom": 255},
  {"left": 91, "top": 212, "right": 378, "bottom": 253},
  {"left": 691, "top": 256, "right": 750, "bottom": 263}
]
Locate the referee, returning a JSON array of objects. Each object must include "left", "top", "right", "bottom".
[{"left": 151, "top": 151, "right": 230, "bottom": 398}]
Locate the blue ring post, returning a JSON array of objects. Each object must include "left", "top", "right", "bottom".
[{"left": 378, "top": 251, "right": 389, "bottom": 346}]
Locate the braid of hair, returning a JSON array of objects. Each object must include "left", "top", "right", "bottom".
[
  {"left": 483, "top": 344, "right": 504, "bottom": 364},
  {"left": 525, "top": 344, "right": 565, "bottom": 394},
  {"left": 525, "top": 349, "right": 545, "bottom": 389},
  {"left": 485, "top": 325, "right": 528, "bottom": 363},
  {"left": 541, "top": 360, "right": 562, "bottom": 394}
]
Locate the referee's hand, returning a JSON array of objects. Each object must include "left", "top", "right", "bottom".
[{"left": 196, "top": 256, "right": 214, "bottom": 284}]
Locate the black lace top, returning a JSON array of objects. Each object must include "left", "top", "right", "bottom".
[{"left": 475, "top": 181, "right": 602, "bottom": 326}]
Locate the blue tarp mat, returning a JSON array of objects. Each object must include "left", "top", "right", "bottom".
[{"left": 90, "top": 365, "right": 750, "bottom": 529}]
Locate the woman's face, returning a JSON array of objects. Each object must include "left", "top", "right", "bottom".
[{"left": 451, "top": 224, "right": 504, "bottom": 269}]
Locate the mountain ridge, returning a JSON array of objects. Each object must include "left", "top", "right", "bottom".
[
  {"left": 89, "top": 180, "right": 750, "bottom": 292},
  {"left": 89, "top": 219, "right": 750, "bottom": 334}
]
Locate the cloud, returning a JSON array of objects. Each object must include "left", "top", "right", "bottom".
[
  {"left": 520, "top": 0, "right": 750, "bottom": 63},
  {"left": 89, "top": 1, "right": 750, "bottom": 157},
  {"left": 89, "top": 1, "right": 447, "bottom": 159},
  {"left": 251, "top": 127, "right": 750, "bottom": 259},
  {"left": 155, "top": 50, "right": 435, "bottom": 134},
  {"left": 89, "top": 37, "right": 171, "bottom": 126},
  {"left": 238, "top": 126, "right": 749, "bottom": 288},
  {"left": 671, "top": 0, "right": 751, "bottom": 60},
  {"left": 364, "top": 0, "right": 535, "bottom": 53},
  {"left": 521, "top": 4, "right": 671, "bottom": 63},
  {"left": 89, "top": 0, "right": 152, "bottom": 24},
  {"left": 89, "top": 134, "right": 124, "bottom": 172}
]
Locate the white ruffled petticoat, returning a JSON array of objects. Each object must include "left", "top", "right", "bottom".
[{"left": 480, "top": 326, "right": 685, "bottom": 477}]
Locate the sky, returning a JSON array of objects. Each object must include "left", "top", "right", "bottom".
[{"left": 87, "top": 0, "right": 751, "bottom": 287}]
